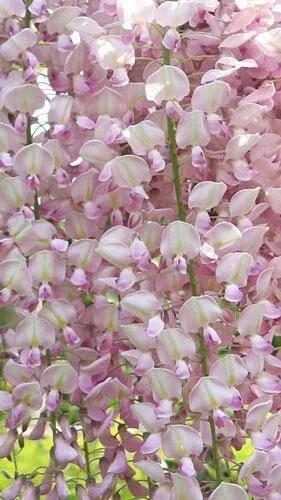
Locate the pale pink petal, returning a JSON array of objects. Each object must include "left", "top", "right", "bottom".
[
  {"left": 0, "top": 176, "right": 33, "bottom": 214},
  {"left": 146, "top": 315, "right": 165, "bottom": 338},
  {"left": 13, "top": 381, "right": 42, "bottom": 410},
  {"left": 117, "top": 267, "right": 135, "bottom": 291},
  {"left": 216, "top": 252, "right": 253, "bottom": 287},
  {"left": 176, "top": 110, "right": 210, "bottom": 148},
  {"left": 4, "top": 84, "right": 45, "bottom": 113},
  {"left": 195, "top": 211, "right": 212, "bottom": 234},
  {"left": 160, "top": 221, "right": 201, "bottom": 262},
  {"left": 210, "top": 482, "right": 248, "bottom": 500},
  {"left": 79, "top": 139, "right": 116, "bottom": 166},
  {"left": 229, "top": 187, "right": 260, "bottom": 217},
  {"left": 120, "top": 290, "right": 160, "bottom": 322},
  {"left": 148, "top": 149, "right": 165, "bottom": 172},
  {"left": 55, "top": 437, "right": 78, "bottom": 463},
  {"left": 239, "top": 450, "right": 270, "bottom": 480},
  {"left": 191, "top": 81, "right": 232, "bottom": 113},
  {"left": 46, "top": 6, "right": 81, "bottom": 34},
  {"left": 140, "top": 433, "right": 162, "bottom": 454},
  {"left": 92, "top": 35, "right": 135, "bottom": 71},
  {"left": 162, "top": 425, "right": 203, "bottom": 458},
  {"left": 162, "top": 28, "right": 181, "bottom": 51},
  {"left": 155, "top": 400, "right": 173, "bottom": 419},
  {"left": 123, "top": 120, "right": 165, "bottom": 155},
  {"left": 0, "top": 0, "right": 25, "bottom": 21},
  {"left": 189, "top": 376, "right": 233, "bottom": 414},
  {"left": 87, "top": 475, "right": 115, "bottom": 498},
  {"left": 63, "top": 326, "right": 80, "bottom": 346},
  {"left": 107, "top": 448, "right": 127, "bottom": 474},
  {"left": 0, "top": 28, "right": 36, "bottom": 61},
  {"left": 111, "top": 68, "right": 129, "bottom": 87},
  {"left": 206, "top": 222, "right": 242, "bottom": 253},
  {"left": 230, "top": 103, "right": 265, "bottom": 130},
  {"left": 15, "top": 316, "right": 55, "bottom": 348},
  {"left": 97, "top": 226, "right": 134, "bottom": 269},
  {"left": 66, "top": 16, "right": 105, "bottom": 44},
  {"left": 171, "top": 474, "right": 203, "bottom": 500},
  {"left": 29, "top": 250, "right": 66, "bottom": 285},
  {"left": 49, "top": 95, "right": 73, "bottom": 125},
  {"left": 157, "top": 327, "right": 196, "bottom": 362},
  {"left": 68, "top": 239, "right": 98, "bottom": 270},
  {"left": 76, "top": 116, "right": 95, "bottom": 130},
  {"left": 122, "top": 324, "right": 156, "bottom": 351},
  {"left": 56, "top": 472, "right": 70, "bottom": 499},
  {"left": 135, "top": 460, "right": 165, "bottom": 483},
  {"left": 225, "top": 134, "right": 260, "bottom": 161},
  {"left": 266, "top": 187, "right": 281, "bottom": 214},
  {"left": 188, "top": 181, "right": 226, "bottom": 210},
  {"left": 180, "top": 456, "right": 196, "bottom": 477},
  {"left": 256, "top": 268, "right": 273, "bottom": 299},
  {"left": 14, "top": 144, "right": 54, "bottom": 180},
  {"left": 105, "top": 155, "right": 151, "bottom": 188},
  {"left": 210, "top": 354, "right": 248, "bottom": 387},
  {"left": 131, "top": 402, "right": 161, "bottom": 433},
  {"left": 203, "top": 325, "right": 222, "bottom": 345},
  {"left": 41, "top": 363, "right": 78, "bottom": 394},
  {"left": 179, "top": 295, "right": 222, "bottom": 333},
  {"left": 70, "top": 268, "right": 88, "bottom": 286},
  {"left": 117, "top": 0, "right": 157, "bottom": 29},
  {"left": 256, "top": 28, "right": 281, "bottom": 57},
  {"left": 191, "top": 146, "right": 207, "bottom": 168},
  {"left": 51, "top": 239, "right": 69, "bottom": 253},
  {"left": 245, "top": 399, "right": 273, "bottom": 432},
  {"left": 145, "top": 65, "right": 190, "bottom": 105},
  {"left": 0, "top": 259, "right": 32, "bottom": 295},
  {"left": 146, "top": 368, "right": 182, "bottom": 401},
  {"left": 156, "top": 0, "right": 193, "bottom": 28},
  {"left": 224, "top": 284, "right": 243, "bottom": 303},
  {"left": 237, "top": 302, "right": 265, "bottom": 337},
  {"left": 0, "top": 391, "right": 13, "bottom": 411}
]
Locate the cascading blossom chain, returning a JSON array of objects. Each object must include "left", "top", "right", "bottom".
[{"left": 0, "top": 0, "right": 281, "bottom": 498}]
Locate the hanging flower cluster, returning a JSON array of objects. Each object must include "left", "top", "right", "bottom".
[{"left": 1, "top": 0, "right": 281, "bottom": 498}]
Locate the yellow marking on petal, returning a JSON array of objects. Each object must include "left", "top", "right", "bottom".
[{"left": 228, "top": 375, "right": 236, "bottom": 386}]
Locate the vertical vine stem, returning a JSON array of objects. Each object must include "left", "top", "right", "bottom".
[
  {"left": 163, "top": 48, "right": 186, "bottom": 222},
  {"left": 12, "top": 448, "right": 19, "bottom": 479},
  {"left": 163, "top": 46, "right": 222, "bottom": 486},
  {"left": 24, "top": 0, "right": 31, "bottom": 28},
  {"left": 83, "top": 430, "right": 91, "bottom": 480},
  {"left": 46, "top": 349, "right": 56, "bottom": 456},
  {"left": 198, "top": 332, "right": 222, "bottom": 484}
]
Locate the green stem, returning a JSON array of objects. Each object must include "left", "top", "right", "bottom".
[
  {"left": 50, "top": 413, "right": 56, "bottom": 451},
  {"left": 83, "top": 431, "right": 91, "bottom": 479},
  {"left": 209, "top": 414, "right": 222, "bottom": 484},
  {"left": 188, "top": 260, "right": 198, "bottom": 297},
  {"left": 163, "top": 48, "right": 186, "bottom": 222},
  {"left": 12, "top": 447, "right": 19, "bottom": 479},
  {"left": 163, "top": 44, "right": 222, "bottom": 486},
  {"left": 24, "top": 0, "right": 31, "bottom": 28},
  {"left": 143, "top": 432, "right": 154, "bottom": 495},
  {"left": 198, "top": 332, "right": 209, "bottom": 376},
  {"left": 33, "top": 190, "right": 40, "bottom": 220},
  {"left": 25, "top": 116, "right": 32, "bottom": 145},
  {"left": 46, "top": 350, "right": 56, "bottom": 454}
]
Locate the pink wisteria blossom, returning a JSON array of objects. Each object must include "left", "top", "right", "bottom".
[{"left": 1, "top": 0, "right": 281, "bottom": 498}]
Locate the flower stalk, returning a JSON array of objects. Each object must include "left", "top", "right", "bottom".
[{"left": 164, "top": 45, "right": 222, "bottom": 486}]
